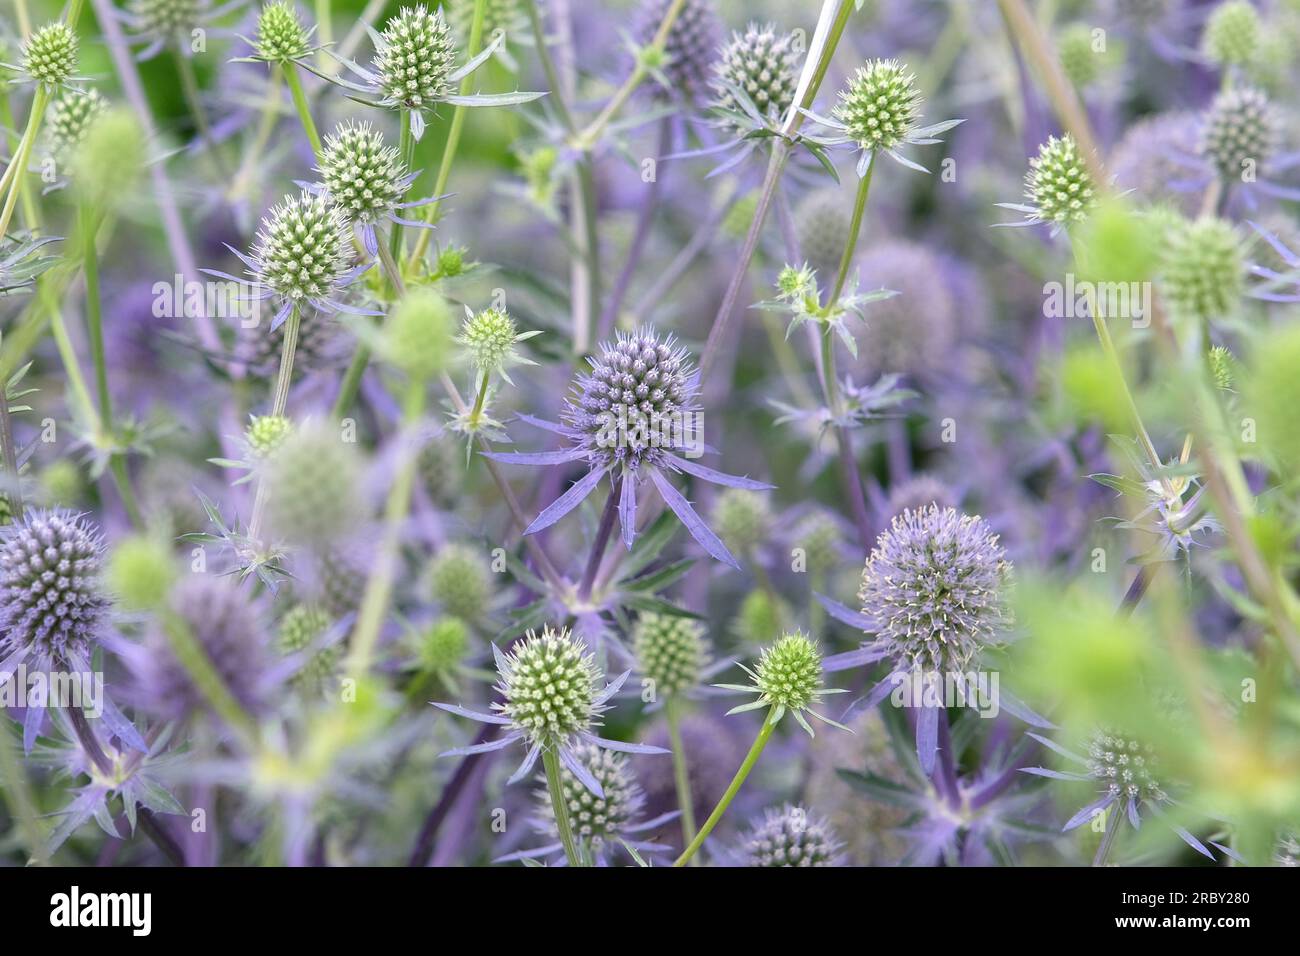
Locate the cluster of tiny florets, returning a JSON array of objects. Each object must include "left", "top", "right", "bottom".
[
  {"left": 1088, "top": 730, "right": 1167, "bottom": 804},
  {"left": 859, "top": 505, "right": 1011, "bottom": 673},
  {"left": 130, "top": 0, "right": 200, "bottom": 36},
  {"left": 712, "top": 489, "right": 771, "bottom": 555},
  {"left": 459, "top": 307, "right": 517, "bottom": 372},
  {"left": 140, "top": 575, "right": 266, "bottom": 718},
  {"left": 320, "top": 121, "right": 408, "bottom": 224},
  {"left": 755, "top": 632, "right": 822, "bottom": 711},
  {"left": 419, "top": 617, "right": 469, "bottom": 672},
  {"left": 262, "top": 424, "right": 363, "bottom": 546},
  {"left": 710, "top": 22, "right": 799, "bottom": 130},
  {"left": 0, "top": 511, "right": 107, "bottom": 663},
  {"left": 833, "top": 59, "right": 922, "bottom": 153},
  {"left": 1202, "top": 0, "right": 1259, "bottom": 66},
  {"left": 374, "top": 5, "right": 457, "bottom": 108},
  {"left": 244, "top": 414, "right": 293, "bottom": 458},
  {"left": 743, "top": 804, "right": 842, "bottom": 867},
  {"left": 636, "top": 0, "right": 720, "bottom": 101},
  {"left": 278, "top": 604, "right": 337, "bottom": 690},
  {"left": 794, "top": 512, "right": 840, "bottom": 576},
  {"left": 255, "top": 1, "right": 312, "bottom": 63},
  {"left": 564, "top": 328, "right": 695, "bottom": 472},
  {"left": 427, "top": 543, "right": 490, "bottom": 621},
  {"left": 1200, "top": 86, "right": 1277, "bottom": 180},
  {"left": 794, "top": 188, "right": 853, "bottom": 279},
  {"left": 47, "top": 88, "right": 106, "bottom": 162},
  {"left": 21, "top": 22, "right": 78, "bottom": 87},
  {"left": 1057, "top": 23, "right": 1105, "bottom": 89},
  {"left": 633, "top": 612, "right": 708, "bottom": 697},
  {"left": 252, "top": 193, "right": 353, "bottom": 303},
  {"left": 539, "top": 743, "right": 643, "bottom": 847},
  {"left": 1026, "top": 134, "right": 1096, "bottom": 225},
  {"left": 1158, "top": 216, "right": 1243, "bottom": 324},
  {"left": 494, "top": 627, "right": 601, "bottom": 743}
]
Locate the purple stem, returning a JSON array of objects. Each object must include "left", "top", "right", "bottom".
[{"left": 578, "top": 475, "right": 622, "bottom": 602}]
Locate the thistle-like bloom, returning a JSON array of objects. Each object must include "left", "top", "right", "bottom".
[
  {"left": 132, "top": 574, "right": 269, "bottom": 720},
  {"left": 16, "top": 21, "right": 78, "bottom": 89},
  {"left": 1024, "top": 727, "right": 1232, "bottom": 861},
  {"left": 1201, "top": 0, "right": 1259, "bottom": 67},
  {"left": 740, "top": 804, "right": 843, "bottom": 867},
  {"left": 244, "top": 414, "right": 292, "bottom": 459},
  {"left": 633, "top": 612, "right": 709, "bottom": 698},
  {"left": 710, "top": 22, "right": 799, "bottom": 134},
  {"left": 1200, "top": 86, "right": 1277, "bottom": 181},
  {"left": 277, "top": 603, "right": 338, "bottom": 692},
  {"left": 716, "top": 632, "right": 849, "bottom": 736},
  {"left": 120, "top": 0, "right": 241, "bottom": 60},
  {"left": 0, "top": 511, "right": 107, "bottom": 673},
  {"left": 635, "top": 0, "right": 720, "bottom": 103},
  {"left": 245, "top": 0, "right": 314, "bottom": 64},
  {"left": 822, "top": 506, "right": 1045, "bottom": 771},
  {"left": 497, "top": 743, "right": 679, "bottom": 864},
  {"left": 803, "top": 58, "right": 962, "bottom": 177},
  {"left": 427, "top": 543, "right": 490, "bottom": 622},
  {"left": 458, "top": 306, "right": 539, "bottom": 382},
  {"left": 485, "top": 327, "right": 773, "bottom": 568},
  {"left": 262, "top": 421, "right": 364, "bottom": 546},
  {"left": 327, "top": 4, "right": 543, "bottom": 140},
  {"left": 433, "top": 626, "right": 667, "bottom": 796},
  {"left": 46, "top": 87, "right": 107, "bottom": 164},
  {"left": 204, "top": 191, "right": 363, "bottom": 329},
  {"left": 997, "top": 135, "right": 1097, "bottom": 232},
  {"left": 1157, "top": 216, "right": 1243, "bottom": 325},
  {"left": 794, "top": 187, "right": 853, "bottom": 280},
  {"left": 711, "top": 488, "right": 771, "bottom": 556},
  {"left": 314, "top": 120, "right": 436, "bottom": 255}
]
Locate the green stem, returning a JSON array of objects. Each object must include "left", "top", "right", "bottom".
[
  {"left": 0, "top": 86, "right": 47, "bottom": 241},
  {"left": 0, "top": 354, "right": 23, "bottom": 521},
  {"left": 468, "top": 371, "right": 490, "bottom": 425},
  {"left": 173, "top": 50, "right": 229, "bottom": 179},
  {"left": 161, "top": 610, "right": 259, "bottom": 748},
  {"left": 343, "top": 379, "right": 425, "bottom": 680},
  {"left": 229, "top": 66, "right": 284, "bottom": 204},
  {"left": 664, "top": 697, "right": 698, "bottom": 861},
  {"left": 673, "top": 712, "right": 777, "bottom": 866},
  {"left": 542, "top": 745, "right": 583, "bottom": 866},
  {"left": 285, "top": 64, "right": 323, "bottom": 158},
  {"left": 314, "top": 0, "right": 333, "bottom": 70},
  {"left": 80, "top": 208, "right": 111, "bottom": 421},
  {"left": 408, "top": 0, "right": 487, "bottom": 268},
  {"left": 827, "top": 157, "right": 873, "bottom": 306},
  {"left": 250, "top": 304, "right": 301, "bottom": 542},
  {"left": 389, "top": 109, "right": 413, "bottom": 269}
]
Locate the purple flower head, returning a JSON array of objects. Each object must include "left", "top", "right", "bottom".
[
  {"left": 1108, "top": 111, "right": 1202, "bottom": 214},
  {"left": 0, "top": 510, "right": 108, "bottom": 670},
  {"left": 860, "top": 505, "right": 1011, "bottom": 674},
  {"left": 133, "top": 574, "right": 269, "bottom": 722},
  {"left": 740, "top": 804, "right": 843, "bottom": 867},
  {"left": 635, "top": 0, "right": 720, "bottom": 103},
  {"left": 433, "top": 626, "right": 668, "bottom": 798},
  {"left": 485, "top": 327, "right": 773, "bottom": 568},
  {"left": 497, "top": 742, "right": 678, "bottom": 865}
]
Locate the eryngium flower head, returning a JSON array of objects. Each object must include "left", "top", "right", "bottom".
[
  {"left": 255, "top": 1, "right": 312, "bottom": 63},
  {"left": 374, "top": 5, "right": 457, "bottom": 109},
  {"left": 633, "top": 612, "right": 708, "bottom": 697},
  {"left": 794, "top": 511, "right": 840, "bottom": 575},
  {"left": 853, "top": 241, "right": 957, "bottom": 378},
  {"left": 832, "top": 59, "right": 922, "bottom": 153},
  {"left": 1109, "top": 111, "right": 1202, "bottom": 214},
  {"left": 794, "top": 188, "right": 853, "bottom": 279},
  {"left": 244, "top": 414, "right": 292, "bottom": 458},
  {"left": 278, "top": 603, "right": 338, "bottom": 690},
  {"left": 1158, "top": 216, "right": 1243, "bottom": 324},
  {"left": 237, "top": 306, "right": 340, "bottom": 378},
  {"left": 0, "top": 510, "right": 107, "bottom": 665},
  {"left": 380, "top": 286, "right": 456, "bottom": 379},
  {"left": 129, "top": 0, "right": 200, "bottom": 36},
  {"left": 496, "top": 626, "right": 601, "bottom": 744},
  {"left": 427, "top": 543, "right": 490, "bottom": 621},
  {"left": 460, "top": 307, "right": 519, "bottom": 373},
  {"left": 263, "top": 422, "right": 364, "bottom": 546},
  {"left": 754, "top": 632, "right": 821, "bottom": 711},
  {"left": 47, "top": 88, "right": 106, "bottom": 162},
  {"left": 1200, "top": 86, "right": 1277, "bottom": 180},
  {"left": 711, "top": 488, "right": 771, "bottom": 555},
  {"left": 564, "top": 327, "right": 694, "bottom": 473},
  {"left": 1057, "top": 22, "right": 1105, "bottom": 89},
  {"left": 711, "top": 22, "right": 798, "bottom": 131},
  {"left": 636, "top": 0, "right": 720, "bottom": 102},
  {"left": 139, "top": 574, "right": 266, "bottom": 719},
  {"left": 1202, "top": 0, "right": 1259, "bottom": 66},
  {"left": 538, "top": 742, "right": 644, "bottom": 848},
  {"left": 743, "top": 804, "right": 842, "bottom": 867},
  {"left": 1025, "top": 134, "right": 1096, "bottom": 226},
  {"left": 859, "top": 505, "right": 1011, "bottom": 673},
  {"left": 21, "top": 22, "right": 78, "bottom": 87},
  {"left": 1088, "top": 728, "right": 1166, "bottom": 804},
  {"left": 418, "top": 616, "right": 469, "bottom": 672},
  {"left": 252, "top": 192, "right": 353, "bottom": 305},
  {"left": 319, "top": 120, "right": 410, "bottom": 225}
]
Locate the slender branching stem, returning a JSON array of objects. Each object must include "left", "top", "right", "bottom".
[
  {"left": 542, "top": 745, "right": 584, "bottom": 866},
  {"left": 664, "top": 696, "right": 698, "bottom": 859}
]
